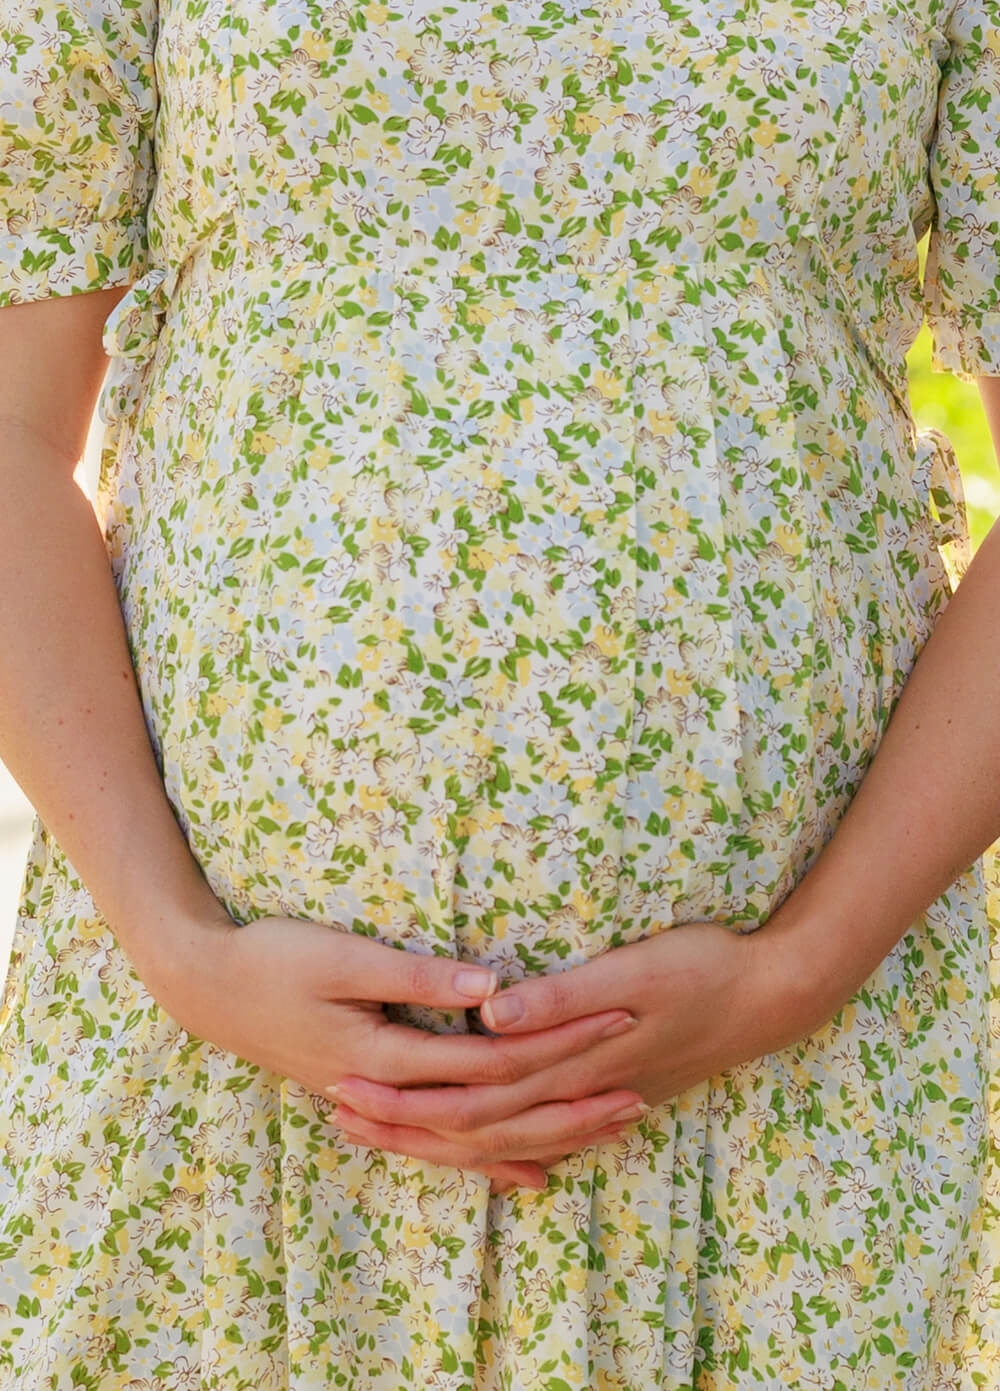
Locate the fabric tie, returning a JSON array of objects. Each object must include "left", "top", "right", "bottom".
[
  {"left": 914, "top": 425, "right": 973, "bottom": 586},
  {"left": 99, "top": 264, "right": 178, "bottom": 426}
]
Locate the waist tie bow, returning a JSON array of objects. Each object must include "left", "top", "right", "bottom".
[
  {"left": 99, "top": 264, "right": 179, "bottom": 427},
  {"left": 914, "top": 426, "right": 972, "bottom": 586}
]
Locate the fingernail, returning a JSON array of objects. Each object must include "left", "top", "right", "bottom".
[
  {"left": 325, "top": 1085, "right": 343, "bottom": 1101},
  {"left": 609, "top": 1100, "right": 651, "bottom": 1124},
  {"left": 600, "top": 1013, "right": 638, "bottom": 1040},
  {"left": 479, "top": 993, "right": 524, "bottom": 1029},
  {"left": 454, "top": 967, "right": 499, "bottom": 1000}
]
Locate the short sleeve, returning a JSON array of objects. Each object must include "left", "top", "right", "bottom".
[
  {"left": 0, "top": 0, "right": 158, "bottom": 307},
  {"left": 923, "top": 0, "right": 1000, "bottom": 379}
]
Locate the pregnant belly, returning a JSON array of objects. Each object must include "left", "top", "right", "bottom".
[{"left": 109, "top": 257, "right": 908, "bottom": 979}]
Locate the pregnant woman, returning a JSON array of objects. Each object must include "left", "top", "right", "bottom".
[{"left": 1, "top": 0, "right": 999, "bottom": 1385}]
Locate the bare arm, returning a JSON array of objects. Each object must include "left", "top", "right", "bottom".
[
  {"left": 756, "top": 376, "right": 1000, "bottom": 1028},
  {"left": 0, "top": 289, "right": 233, "bottom": 986},
  {"left": 978, "top": 375, "right": 1000, "bottom": 464}
]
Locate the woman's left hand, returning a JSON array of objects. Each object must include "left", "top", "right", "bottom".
[{"left": 328, "top": 921, "right": 811, "bottom": 1186}]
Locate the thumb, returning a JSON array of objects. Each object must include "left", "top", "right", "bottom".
[
  {"left": 333, "top": 935, "right": 499, "bottom": 1008},
  {"left": 477, "top": 956, "right": 621, "bottom": 1035}
]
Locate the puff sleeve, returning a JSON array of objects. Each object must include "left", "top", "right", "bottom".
[
  {"left": 923, "top": 0, "right": 1000, "bottom": 379},
  {"left": 0, "top": 0, "right": 158, "bottom": 307}
]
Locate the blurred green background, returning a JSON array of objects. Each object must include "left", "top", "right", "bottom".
[{"left": 909, "top": 234, "right": 1000, "bottom": 549}]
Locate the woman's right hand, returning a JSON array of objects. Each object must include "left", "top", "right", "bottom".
[{"left": 149, "top": 914, "right": 643, "bottom": 1191}]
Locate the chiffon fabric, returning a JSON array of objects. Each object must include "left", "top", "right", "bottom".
[{"left": 1, "top": 0, "right": 999, "bottom": 1385}]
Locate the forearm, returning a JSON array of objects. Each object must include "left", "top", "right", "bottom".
[
  {"left": 761, "top": 513, "right": 1000, "bottom": 1028},
  {"left": 0, "top": 422, "right": 232, "bottom": 981}
]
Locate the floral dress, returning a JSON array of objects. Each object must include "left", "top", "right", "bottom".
[{"left": 1, "top": 0, "right": 1000, "bottom": 1384}]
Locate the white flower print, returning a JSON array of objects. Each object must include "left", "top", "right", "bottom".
[{"left": 2, "top": 0, "right": 999, "bottom": 1384}]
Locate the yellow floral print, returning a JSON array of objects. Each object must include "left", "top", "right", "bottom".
[{"left": 1, "top": 0, "right": 999, "bottom": 1385}]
